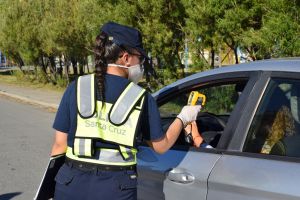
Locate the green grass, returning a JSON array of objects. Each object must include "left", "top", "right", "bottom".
[{"left": 0, "top": 70, "right": 65, "bottom": 92}]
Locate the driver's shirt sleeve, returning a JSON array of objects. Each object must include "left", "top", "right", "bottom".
[{"left": 140, "top": 93, "right": 164, "bottom": 141}]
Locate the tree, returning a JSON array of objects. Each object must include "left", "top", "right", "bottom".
[
  {"left": 0, "top": 0, "right": 27, "bottom": 71},
  {"left": 183, "top": 0, "right": 223, "bottom": 68},
  {"left": 216, "top": 0, "right": 264, "bottom": 63},
  {"left": 0, "top": 0, "right": 299, "bottom": 89},
  {"left": 241, "top": 0, "right": 300, "bottom": 60}
]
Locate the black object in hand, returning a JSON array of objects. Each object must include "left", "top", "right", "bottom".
[{"left": 185, "top": 132, "right": 193, "bottom": 144}]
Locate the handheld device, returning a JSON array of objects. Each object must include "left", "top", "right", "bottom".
[
  {"left": 185, "top": 91, "right": 206, "bottom": 144},
  {"left": 187, "top": 91, "right": 206, "bottom": 106}
]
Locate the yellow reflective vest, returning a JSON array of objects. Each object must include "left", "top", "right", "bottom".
[{"left": 66, "top": 74, "right": 146, "bottom": 166}]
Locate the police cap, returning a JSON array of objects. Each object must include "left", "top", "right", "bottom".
[{"left": 101, "top": 21, "right": 148, "bottom": 59}]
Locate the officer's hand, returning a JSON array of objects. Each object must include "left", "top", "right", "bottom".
[{"left": 177, "top": 105, "right": 201, "bottom": 127}]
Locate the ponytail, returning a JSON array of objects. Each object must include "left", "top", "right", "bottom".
[{"left": 94, "top": 32, "right": 108, "bottom": 102}]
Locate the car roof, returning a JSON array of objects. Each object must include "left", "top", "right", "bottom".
[{"left": 153, "top": 58, "right": 300, "bottom": 97}]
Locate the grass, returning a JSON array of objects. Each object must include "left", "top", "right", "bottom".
[{"left": 0, "top": 70, "right": 65, "bottom": 93}]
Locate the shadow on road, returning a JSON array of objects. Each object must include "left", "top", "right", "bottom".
[{"left": 0, "top": 192, "right": 22, "bottom": 200}]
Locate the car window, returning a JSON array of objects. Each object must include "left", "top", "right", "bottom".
[
  {"left": 159, "top": 83, "right": 245, "bottom": 117},
  {"left": 244, "top": 79, "right": 300, "bottom": 158},
  {"left": 159, "top": 80, "right": 248, "bottom": 147}
]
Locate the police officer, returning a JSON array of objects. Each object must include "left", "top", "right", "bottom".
[{"left": 50, "top": 21, "right": 201, "bottom": 200}]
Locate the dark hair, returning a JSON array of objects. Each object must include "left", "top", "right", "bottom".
[
  {"left": 94, "top": 32, "right": 123, "bottom": 103},
  {"left": 94, "top": 33, "right": 141, "bottom": 104}
]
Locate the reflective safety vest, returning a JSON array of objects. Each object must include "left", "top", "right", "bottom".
[{"left": 66, "top": 74, "right": 146, "bottom": 166}]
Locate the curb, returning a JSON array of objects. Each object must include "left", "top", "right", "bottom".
[{"left": 0, "top": 90, "right": 58, "bottom": 111}]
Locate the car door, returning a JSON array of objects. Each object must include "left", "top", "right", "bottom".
[
  {"left": 137, "top": 71, "right": 259, "bottom": 200},
  {"left": 207, "top": 72, "right": 300, "bottom": 200}
]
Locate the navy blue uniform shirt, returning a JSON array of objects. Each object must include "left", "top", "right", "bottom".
[{"left": 53, "top": 74, "right": 164, "bottom": 147}]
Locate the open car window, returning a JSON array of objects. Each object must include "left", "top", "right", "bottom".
[{"left": 159, "top": 80, "right": 248, "bottom": 148}]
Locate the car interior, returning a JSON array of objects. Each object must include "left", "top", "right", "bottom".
[
  {"left": 158, "top": 80, "right": 248, "bottom": 148},
  {"left": 244, "top": 79, "right": 300, "bottom": 158}
]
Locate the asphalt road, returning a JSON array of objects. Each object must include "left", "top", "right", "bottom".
[{"left": 0, "top": 96, "right": 55, "bottom": 200}]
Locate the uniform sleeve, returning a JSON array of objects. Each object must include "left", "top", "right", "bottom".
[
  {"left": 140, "top": 93, "right": 164, "bottom": 141},
  {"left": 52, "top": 83, "right": 74, "bottom": 134}
]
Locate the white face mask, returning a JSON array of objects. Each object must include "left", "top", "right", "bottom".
[{"left": 108, "top": 63, "right": 144, "bottom": 83}]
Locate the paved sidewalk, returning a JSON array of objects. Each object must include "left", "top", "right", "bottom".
[{"left": 0, "top": 82, "right": 63, "bottom": 111}]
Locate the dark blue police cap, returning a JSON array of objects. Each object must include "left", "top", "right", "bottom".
[{"left": 101, "top": 21, "right": 148, "bottom": 59}]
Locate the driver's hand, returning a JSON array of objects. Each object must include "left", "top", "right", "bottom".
[
  {"left": 177, "top": 105, "right": 202, "bottom": 127},
  {"left": 191, "top": 121, "right": 203, "bottom": 147},
  {"left": 184, "top": 121, "right": 203, "bottom": 147},
  {"left": 184, "top": 124, "right": 192, "bottom": 134}
]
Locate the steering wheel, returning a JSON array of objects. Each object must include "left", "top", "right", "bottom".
[
  {"left": 197, "top": 112, "right": 227, "bottom": 129},
  {"left": 194, "top": 112, "right": 228, "bottom": 147}
]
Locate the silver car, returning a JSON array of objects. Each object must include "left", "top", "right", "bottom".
[{"left": 137, "top": 58, "right": 300, "bottom": 200}]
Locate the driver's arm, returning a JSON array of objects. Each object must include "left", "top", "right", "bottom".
[{"left": 184, "top": 121, "right": 203, "bottom": 147}]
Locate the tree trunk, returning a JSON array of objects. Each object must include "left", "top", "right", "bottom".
[
  {"left": 48, "top": 56, "right": 57, "bottom": 84},
  {"left": 64, "top": 57, "right": 70, "bottom": 84},
  {"left": 34, "top": 65, "right": 38, "bottom": 80},
  {"left": 177, "top": 52, "right": 185, "bottom": 78},
  {"left": 11, "top": 52, "right": 25, "bottom": 74},
  {"left": 40, "top": 55, "right": 47, "bottom": 74},
  {"left": 198, "top": 49, "right": 209, "bottom": 64},
  {"left": 58, "top": 56, "right": 63, "bottom": 78},
  {"left": 79, "top": 61, "right": 84, "bottom": 75},
  {"left": 234, "top": 46, "right": 239, "bottom": 64},
  {"left": 71, "top": 57, "right": 78, "bottom": 75},
  {"left": 210, "top": 49, "right": 215, "bottom": 68},
  {"left": 156, "top": 57, "right": 164, "bottom": 85},
  {"left": 86, "top": 56, "right": 90, "bottom": 74}
]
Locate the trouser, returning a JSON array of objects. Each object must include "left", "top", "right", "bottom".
[{"left": 54, "top": 164, "right": 137, "bottom": 200}]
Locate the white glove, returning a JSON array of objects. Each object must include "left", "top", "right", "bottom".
[{"left": 177, "top": 105, "right": 202, "bottom": 127}]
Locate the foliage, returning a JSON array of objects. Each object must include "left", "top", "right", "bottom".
[
  {"left": 0, "top": 0, "right": 299, "bottom": 89},
  {"left": 201, "top": 85, "right": 236, "bottom": 114}
]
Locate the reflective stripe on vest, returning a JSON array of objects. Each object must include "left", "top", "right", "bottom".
[
  {"left": 109, "top": 82, "right": 146, "bottom": 125},
  {"left": 73, "top": 138, "right": 93, "bottom": 157},
  {"left": 77, "top": 74, "right": 95, "bottom": 118},
  {"left": 71, "top": 74, "right": 145, "bottom": 166},
  {"left": 66, "top": 147, "right": 137, "bottom": 166}
]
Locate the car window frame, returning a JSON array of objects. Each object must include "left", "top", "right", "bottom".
[
  {"left": 226, "top": 71, "right": 300, "bottom": 163},
  {"left": 152, "top": 71, "right": 261, "bottom": 152}
]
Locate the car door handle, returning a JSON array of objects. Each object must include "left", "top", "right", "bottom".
[{"left": 166, "top": 168, "right": 195, "bottom": 184}]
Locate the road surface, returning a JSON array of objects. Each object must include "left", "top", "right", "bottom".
[{"left": 0, "top": 96, "right": 55, "bottom": 200}]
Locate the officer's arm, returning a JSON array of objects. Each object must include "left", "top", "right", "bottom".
[
  {"left": 147, "top": 118, "right": 183, "bottom": 154},
  {"left": 50, "top": 131, "right": 68, "bottom": 156}
]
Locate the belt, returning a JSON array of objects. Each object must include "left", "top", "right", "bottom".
[{"left": 65, "top": 157, "right": 136, "bottom": 172}]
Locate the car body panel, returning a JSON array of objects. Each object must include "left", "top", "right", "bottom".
[
  {"left": 207, "top": 154, "right": 300, "bottom": 200},
  {"left": 137, "top": 146, "right": 222, "bottom": 200}
]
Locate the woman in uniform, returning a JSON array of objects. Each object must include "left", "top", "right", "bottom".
[{"left": 50, "top": 21, "right": 201, "bottom": 200}]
